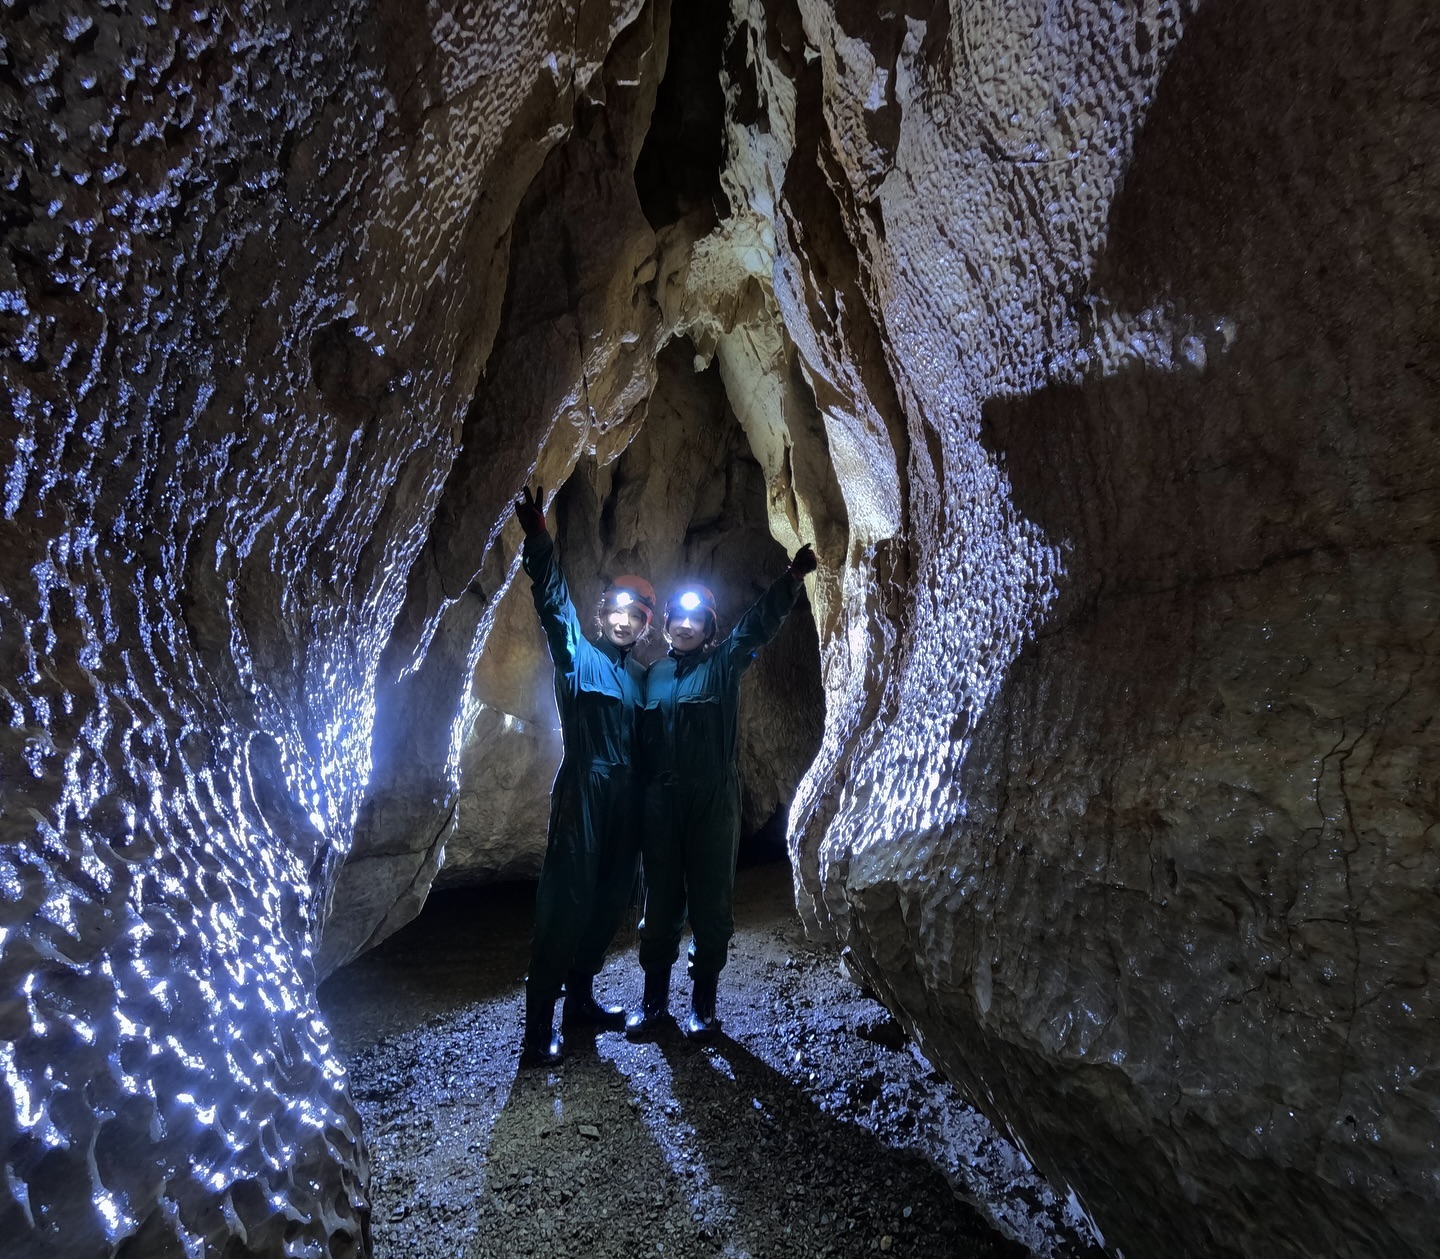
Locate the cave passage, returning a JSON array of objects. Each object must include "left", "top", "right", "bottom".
[
  {"left": 450, "top": 332, "right": 827, "bottom": 889},
  {"left": 4, "top": 0, "right": 1434, "bottom": 1252},
  {"left": 320, "top": 860, "right": 1100, "bottom": 1259}
]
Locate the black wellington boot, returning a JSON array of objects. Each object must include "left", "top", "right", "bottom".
[
  {"left": 683, "top": 973, "right": 722, "bottom": 1042},
  {"left": 518, "top": 991, "right": 564, "bottom": 1068},
  {"left": 562, "top": 972, "right": 626, "bottom": 1031},
  {"left": 624, "top": 968, "right": 672, "bottom": 1041}
]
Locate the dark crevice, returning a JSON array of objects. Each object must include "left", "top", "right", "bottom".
[{"left": 633, "top": 0, "right": 731, "bottom": 231}]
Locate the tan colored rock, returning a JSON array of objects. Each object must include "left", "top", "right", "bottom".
[
  {"left": 320, "top": 1, "right": 670, "bottom": 970},
  {"left": 727, "top": 3, "right": 1440, "bottom": 1258},
  {"left": 440, "top": 341, "right": 823, "bottom": 886},
  {"left": 6, "top": 2, "right": 1438, "bottom": 1257}
]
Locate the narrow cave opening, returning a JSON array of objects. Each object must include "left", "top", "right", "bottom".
[
  {"left": 548, "top": 339, "right": 827, "bottom": 866},
  {"left": 427, "top": 338, "right": 826, "bottom": 901},
  {"left": 8, "top": 0, "right": 1433, "bottom": 1249},
  {"left": 633, "top": 0, "right": 732, "bottom": 232},
  {"left": 317, "top": 6, "right": 1108, "bottom": 1255}
]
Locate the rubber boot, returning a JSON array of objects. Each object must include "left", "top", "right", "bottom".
[
  {"left": 562, "top": 971, "right": 626, "bottom": 1031},
  {"left": 518, "top": 991, "right": 563, "bottom": 1068},
  {"left": 624, "top": 968, "right": 672, "bottom": 1041},
  {"left": 684, "top": 972, "right": 722, "bottom": 1042}
]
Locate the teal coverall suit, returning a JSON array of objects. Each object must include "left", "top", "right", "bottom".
[
  {"left": 636, "top": 571, "right": 803, "bottom": 980},
  {"left": 524, "top": 532, "right": 645, "bottom": 1001}
]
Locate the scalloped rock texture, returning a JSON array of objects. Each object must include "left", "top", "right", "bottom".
[
  {"left": 315, "top": 0, "right": 671, "bottom": 973},
  {"left": 756, "top": 3, "right": 1440, "bottom": 1259},
  {"left": 3, "top": 1, "right": 1438, "bottom": 1258},
  {"left": 1, "top": 0, "right": 656, "bottom": 1253}
]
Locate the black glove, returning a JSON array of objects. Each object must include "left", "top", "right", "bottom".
[
  {"left": 516, "top": 485, "right": 546, "bottom": 538},
  {"left": 788, "top": 544, "right": 817, "bottom": 577}
]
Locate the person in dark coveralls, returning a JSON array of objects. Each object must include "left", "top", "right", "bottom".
[
  {"left": 625, "top": 543, "right": 818, "bottom": 1042},
  {"left": 515, "top": 485, "right": 656, "bottom": 1068}
]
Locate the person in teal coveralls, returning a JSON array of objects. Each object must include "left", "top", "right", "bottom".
[
  {"left": 515, "top": 485, "right": 656, "bottom": 1067},
  {"left": 626, "top": 543, "right": 817, "bottom": 1042}
]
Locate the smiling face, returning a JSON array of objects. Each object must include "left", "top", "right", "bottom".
[
  {"left": 600, "top": 604, "right": 646, "bottom": 647},
  {"left": 665, "top": 610, "right": 710, "bottom": 653}
]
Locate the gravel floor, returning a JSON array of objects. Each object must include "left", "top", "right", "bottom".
[{"left": 320, "top": 862, "right": 1105, "bottom": 1259}]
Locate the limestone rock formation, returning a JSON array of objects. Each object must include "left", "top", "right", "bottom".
[
  {"left": 316, "top": 1, "right": 671, "bottom": 972},
  {"left": 1, "top": 1, "right": 663, "bottom": 1253},
  {"left": 742, "top": 4, "right": 1440, "bottom": 1259},
  {"left": 440, "top": 342, "right": 824, "bottom": 887},
  {"left": 4, "top": 0, "right": 1438, "bottom": 1256}
]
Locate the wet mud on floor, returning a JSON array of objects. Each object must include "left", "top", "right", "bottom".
[{"left": 320, "top": 862, "right": 1104, "bottom": 1258}]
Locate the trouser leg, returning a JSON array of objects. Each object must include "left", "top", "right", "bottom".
[
  {"left": 569, "top": 771, "right": 640, "bottom": 978},
  {"left": 685, "top": 782, "right": 741, "bottom": 982},
  {"left": 636, "top": 782, "right": 687, "bottom": 974},
  {"left": 527, "top": 776, "right": 597, "bottom": 1001},
  {"left": 519, "top": 989, "right": 564, "bottom": 1067}
]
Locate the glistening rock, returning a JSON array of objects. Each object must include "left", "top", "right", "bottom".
[
  {"left": 755, "top": 3, "right": 1440, "bottom": 1258},
  {"left": 440, "top": 342, "right": 824, "bottom": 889},
  {"left": 0, "top": 1, "right": 660, "bottom": 1253},
  {"left": 3, "top": 1, "right": 1437, "bottom": 1257}
]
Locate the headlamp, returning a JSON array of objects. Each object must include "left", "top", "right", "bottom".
[
  {"left": 678, "top": 591, "right": 702, "bottom": 612},
  {"left": 613, "top": 591, "right": 633, "bottom": 608}
]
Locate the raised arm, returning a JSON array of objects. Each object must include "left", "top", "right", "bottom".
[
  {"left": 723, "top": 545, "right": 816, "bottom": 672},
  {"left": 517, "top": 486, "right": 582, "bottom": 674}
]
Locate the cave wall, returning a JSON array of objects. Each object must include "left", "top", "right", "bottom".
[
  {"left": 4, "top": 0, "right": 1437, "bottom": 1256},
  {"left": 441, "top": 341, "right": 825, "bottom": 887},
  {"left": 0, "top": 1, "right": 655, "bottom": 1253},
  {"left": 316, "top": 0, "right": 670, "bottom": 971},
  {"left": 729, "top": 2, "right": 1440, "bottom": 1257}
]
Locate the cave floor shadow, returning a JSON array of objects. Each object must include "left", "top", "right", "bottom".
[
  {"left": 321, "top": 863, "right": 1102, "bottom": 1258},
  {"left": 320, "top": 876, "right": 543, "bottom": 1050}
]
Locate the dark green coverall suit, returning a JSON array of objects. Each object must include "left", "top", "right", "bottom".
[
  {"left": 636, "top": 571, "right": 803, "bottom": 981},
  {"left": 524, "top": 532, "right": 645, "bottom": 1002}
]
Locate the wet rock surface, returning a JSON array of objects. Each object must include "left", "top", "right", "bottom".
[
  {"left": 322, "top": 862, "right": 1100, "bottom": 1258},
  {"left": 5, "top": 0, "right": 1437, "bottom": 1254},
  {"left": 321, "top": 0, "right": 671, "bottom": 973},
  {"left": 733, "top": 4, "right": 1440, "bottom": 1257},
  {"left": 1, "top": 0, "right": 667, "bottom": 1252}
]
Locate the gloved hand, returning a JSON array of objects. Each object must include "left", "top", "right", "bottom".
[
  {"left": 789, "top": 543, "right": 817, "bottom": 577},
  {"left": 516, "top": 485, "right": 546, "bottom": 538}
]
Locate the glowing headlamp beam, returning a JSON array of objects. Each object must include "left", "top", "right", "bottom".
[
  {"left": 678, "top": 591, "right": 702, "bottom": 612},
  {"left": 613, "top": 591, "right": 633, "bottom": 607}
]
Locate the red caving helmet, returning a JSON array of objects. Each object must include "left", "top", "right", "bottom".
[{"left": 602, "top": 575, "right": 657, "bottom": 625}]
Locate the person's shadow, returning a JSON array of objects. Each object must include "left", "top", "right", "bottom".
[
  {"left": 656, "top": 1034, "right": 1029, "bottom": 1258},
  {"left": 470, "top": 1048, "right": 702, "bottom": 1259},
  {"left": 465, "top": 1025, "right": 1030, "bottom": 1259}
]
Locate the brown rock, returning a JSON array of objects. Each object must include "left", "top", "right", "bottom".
[
  {"left": 5, "top": 1, "right": 1438, "bottom": 1257},
  {"left": 320, "top": 1, "right": 670, "bottom": 970},
  {"left": 0, "top": 1, "right": 667, "bottom": 1254},
  {"left": 756, "top": 3, "right": 1440, "bottom": 1258},
  {"left": 440, "top": 340, "right": 824, "bottom": 887}
]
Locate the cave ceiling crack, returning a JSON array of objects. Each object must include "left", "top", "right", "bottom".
[
  {"left": 558, "top": 213, "right": 597, "bottom": 434},
  {"left": 1307, "top": 720, "right": 1363, "bottom": 1150}
]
